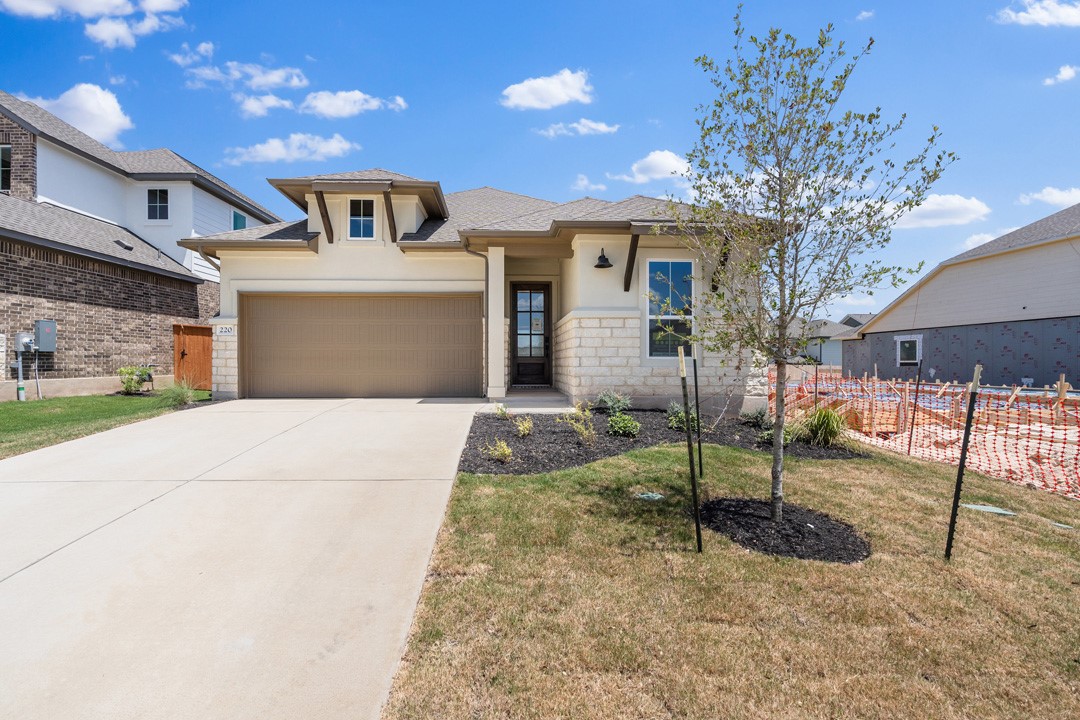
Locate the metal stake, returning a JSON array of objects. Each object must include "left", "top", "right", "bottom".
[
  {"left": 678, "top": 346, "right": 703, "bottom": 554},
  {"left": 692, "top": 353, "right": 703, "bottom": 478},
  {"left": 907, "top": 360, "right": 923, "bottom": 455},
  {"left": 945, "top": 364, "right": 982, "bottom": 561}
]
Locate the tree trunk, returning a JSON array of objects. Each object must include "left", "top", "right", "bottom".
[{"left": 771, "top": 360, "right": 787, "bottom": 523}]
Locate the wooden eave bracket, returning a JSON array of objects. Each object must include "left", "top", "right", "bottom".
[
  {"left": 623, "top": 234, "right": 639, "bottom": 292},
  {"left": 383, "top": 189, "right": 398, "bottom": 244},
  {"left": 315, "top": 190, "right": 334, "bottom": 243}
]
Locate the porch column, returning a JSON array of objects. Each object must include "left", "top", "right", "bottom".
[{"left": 486, "top": 246, "right": 506, "bottom": 399}]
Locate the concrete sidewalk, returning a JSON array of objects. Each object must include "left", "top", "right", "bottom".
[{"left": 0, "top": 398, "right": 480, "bottom": 720}]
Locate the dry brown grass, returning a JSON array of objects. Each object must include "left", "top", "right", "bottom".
[{"left": 383, "top": 444, "right": 1080, "bottom": 720}]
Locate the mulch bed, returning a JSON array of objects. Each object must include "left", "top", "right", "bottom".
[
  {"left": 699, "top": 497, "right": 872, "bottom": 563},
  {"left": 458, "top": 411, "right": 866, "bottom": 475}
]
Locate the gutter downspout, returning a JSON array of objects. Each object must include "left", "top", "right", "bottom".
[
  {"left": 462, "top": 238, "right": 487, "bottom": 320},
  {"left": 198, "top": 248, "right": 221, "bottom": 272}
]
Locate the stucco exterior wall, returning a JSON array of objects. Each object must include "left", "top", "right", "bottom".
[{"left": 842, "top": 316, "right": 1079, "bottom": 387}]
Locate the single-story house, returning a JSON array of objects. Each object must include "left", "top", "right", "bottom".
[
  {"left": 800, "top": 318, "right": 847, "bottom": 366},
  {"left": 839, "top": 313, "right": 875, "bottom": 329},
  {"left": 0, "top": 90, "right": 279, "bottom": 399},
  {"left": 842, "top": 202, "right": 1080, "bottom": 386},
  {"left": 180, "top": 169, "right": 765, "bottom": 410}
]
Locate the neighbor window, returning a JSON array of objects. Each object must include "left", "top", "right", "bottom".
[
  {"left": 349, "top": 199, "right": 375, "bottom": 239},
  {"left": 895, "top": 334, "right": 922, "bottom": 367},
  {"left": 647, "top": 259, "right": 693, "bottom": 357},
  {"left": 232, "top": 210, "right": 247, "bottom": 230},
  {"left": 147, "top": 189, "right": 169, "bottom": 220},
  {"left": 1, "top": 145, "right": 11, "bottom": 191}
]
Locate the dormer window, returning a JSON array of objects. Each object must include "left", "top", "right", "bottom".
[
  {"left": 1, "top": 145, "right": 11, "bottom": 191},
  {"left": 349, "top": 199, "right": 375, "bottom": 239},
  {"left": 148, "top": 189, "right": 169, "bottom": 220}
]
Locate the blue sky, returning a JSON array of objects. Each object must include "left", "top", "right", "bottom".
[{"left": 5, "top": 0, "right": 1080, "bottom": 318}]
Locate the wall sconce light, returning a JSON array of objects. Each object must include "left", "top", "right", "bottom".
[{"left": 594, "top": 248, "right": 613, "bottom": 269}]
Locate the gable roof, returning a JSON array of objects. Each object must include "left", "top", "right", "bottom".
[
  {"left": 0, "top": 194, "right": 198, "bottom": 282},
  {"left": 0, "top": 90, "right": 280, "bottom": 224},
  {"left": 948, "top": 200, "right": 1080, "bottom": 264}
]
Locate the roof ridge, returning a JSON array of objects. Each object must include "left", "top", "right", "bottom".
[{"left": 453, "top": 185, "right": 557, "bottom": 205}]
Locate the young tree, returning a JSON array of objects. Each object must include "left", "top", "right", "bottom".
[{"left": 673, "top": 11, "right": 954, "bottom": 522}]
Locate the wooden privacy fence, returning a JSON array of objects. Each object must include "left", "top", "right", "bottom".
[{"left": 769, "top": 369, "right": 1080, "bottom": 501}]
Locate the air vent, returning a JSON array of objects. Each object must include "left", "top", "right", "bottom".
[{"left": 114, "top": 238, "right": 134, "bottom": 251}]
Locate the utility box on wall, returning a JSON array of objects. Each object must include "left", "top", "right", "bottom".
[{"left": 34, "top": 320, "right": 57, "bottom": 353}]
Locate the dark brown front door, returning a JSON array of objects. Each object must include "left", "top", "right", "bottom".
[{"left": 511, "top": 283, "right": 551, "bottom": 386}]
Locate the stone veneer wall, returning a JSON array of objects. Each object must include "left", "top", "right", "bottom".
[
  {"left": 553, "top": 311, "right": 767, "bottom": 413},
  {"left": 211, "top": 324, "right": 238, "bottom": 399},
  {"left": 0, "top": 116, "right": 37, "bottom": 201},
  {"left": 1, "top": 237, "right": 218, "bottom": 383}
]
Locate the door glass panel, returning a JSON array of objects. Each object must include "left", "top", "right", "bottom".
[
  {"left": 532, "top": 336, "right": 545, "bottom": 357},
  {"left": 517, "top": 291, "right": 531, "bottom": 310},
  {"left": 517, "top": 336, "right": 530, "bottom": 354},
  {"left": 531, "top": 292, "right": 544, "bottom": 310},
  {"left": 517, "top": 314, "right": 531, "bottom": 334},
  {"left": 530, "top": 314, "right": 544, "bottom": 333}
]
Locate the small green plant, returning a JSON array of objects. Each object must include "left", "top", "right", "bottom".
[
  {"left": 802, "top": 407, "right": 847, "bottom": 447},
  {"left": 596, "top": 389, "right": 633, "bottom": 415},
  {"left": 514, "top": 415, "right": 534, "bottom": 438},
  {"left": 157, "top": 379, "right": 197, "bottom": 408},
  {"left": 118, "top": 366, "right": 152, "bottom": 395},
  {"left": 740, "top": 406, "right": 773, "bottom": 430},
  {"left": 557, "top": 401, "right": 597, "bottom": 446},
  {"left": 494, "top": 403, "right": 511, "bottom": 420},
  {"left": 666, "top": 400, "right": 699, "bottom": 432},
  {"left": 480, "top": 438, "right": 513, "bottom": 463},
  {"left": 607, "top": 413, "right": 641, "bottom": 438}
]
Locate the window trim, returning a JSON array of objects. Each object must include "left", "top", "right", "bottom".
[
  {"left": 147, "top": 188, "right": 169, "bottom": 221},
  {"left": 645, "top": 258, "right": 695, "bottom": 359},
  {"left": 346, "top": 197, "right": 377, "bottom": 241},
  {"left": 1, "top": 144, "right": 11, "bottom": 192},
  {"left": 895, "top": 334, "right": 923, "bottom": 367}
]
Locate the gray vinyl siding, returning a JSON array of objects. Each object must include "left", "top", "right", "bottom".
[{"left": 842, "top": 316, "right": 1079, "bottom": 387}]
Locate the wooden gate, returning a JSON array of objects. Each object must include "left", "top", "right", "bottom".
[{"left": 172, "top": 324, "right": 213, "bottom": 390}]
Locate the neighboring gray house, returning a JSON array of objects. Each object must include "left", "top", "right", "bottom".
[
  {"left": 839, "top": 313, "right": 875, "bottom": 329},
  {"left": 801, "top": 318, "right": 847, "bottom": 366},
  {"left": 842, "top": 202, "right": 1080, "bottom": 386}
]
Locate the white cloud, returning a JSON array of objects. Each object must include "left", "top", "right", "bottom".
[
  {"left": 894, "top": 194, "right": 991, "bottom": 229},
  {"left": 838, "top": 294, "right": 876, "bottom": 307},
  {"left": 186, "top": 61, "right": 308, "bottom": 90},
  {"left": 224, "top": 132, "right": 360, "bottom": 165},
  {"left": 84, "top": 10, "right": 182, "bottom": 48},
  {"left": 997, "top": 0, "right": 1080, "bottom": 26},
  {"left": 1043, "top": 64, "right": 1079, "bottom": 85},
  {"left": 571, "top": 174, "right": 606, "bottom": 192},
  {"left": 168, "top": 40, "right": 213, "bottom": 67},
  {"left": 298, "top": 90, "right": 407, "bottom": 118},
  {"left": 538, "top": 118, "right": 619, "bottom": 138},
  {"left": 856, "top": 10, "right": 874, "bottom": 20},
  {"left": 0, "top": 0, "right": 134, "bottom": 18},
  {"left": 607, "top": 149, "right": 689, "bottom": 184},
  {"left": 1019, "top": 185, "right": 1080, "bottom": 206},
  {"left": 963, "top": 226, "right": 1020, "bottom": 250},
  {"left": 20, "top": 83, "right": 133, "bottom": 147},
  {"left": 108, "top": 74, "right": 125, "bottom": 85},
  {"left": 233, "top": 93, "right": 294, "bottom": 118},
  {"left": 500, "top": 68, "right": 593, "bottom": 110},
  {"left": 139, "top": 0, "right": 184, "bottom": 11}
]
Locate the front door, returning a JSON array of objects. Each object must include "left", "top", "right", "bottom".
[{"left": 511, "top": 283, "right": 551, "bottom": 386}]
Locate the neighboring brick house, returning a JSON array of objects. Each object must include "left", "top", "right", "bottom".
[
  {"left": 181, "top": 169, "right": 766, "bottom": 411},
  {"left": 0, "top": 90, "right": 280, "bottom": 400}
]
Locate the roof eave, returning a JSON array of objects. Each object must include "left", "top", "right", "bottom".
[{"left": 178, "top": 237, "right": 318, "bottom": 259}]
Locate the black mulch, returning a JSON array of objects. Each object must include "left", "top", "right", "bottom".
[
  {"left": 699, "top": 498, "right": 872, "bottom": 563},
  {"left": 458, "top": 411, "right": 866, "bottom": 475}
]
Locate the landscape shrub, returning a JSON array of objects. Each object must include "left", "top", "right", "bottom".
[
  {"left": 480, "top": 438, "right": 513, "bottom": 463},
  {"left": 802, "top": 407, "right": 847, "bottom": 447},
  {"left": 118, "top": 366, "right": 152, "bottom": 395},
  {"left": 557, "top": 401, "right": 597, "bottom": 446},
  {"left": 157, "top": 379, "right": 197, "bottom": 408},
  {"left": 494, "top": 403, "right": 511, "bottom": 420},
  {"left": 740, "top": 406, "right": 772, "bottom": 430},
  {"left": 666, "top": 400, "right": 699, "bottom": 432},
  {"left": 607, "top": 413, "right": 641, "bottom": 438},
  {"left": 595, "top": 389, "right": 633, "bottom": 415},
  {"left": 514, "top": 415, "right": 534, "bottom": 438}
]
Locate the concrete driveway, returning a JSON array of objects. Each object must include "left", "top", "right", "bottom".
[{"left": 0, "top": 398, "right": 481, "bottom": 720}]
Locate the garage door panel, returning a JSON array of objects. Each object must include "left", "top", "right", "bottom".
[{"left": 240, "top": 294, "right": 483, "bottom": 398}]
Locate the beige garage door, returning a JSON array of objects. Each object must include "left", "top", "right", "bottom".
[{"left": 240, "top": 294, "right": 483, "bottom": 398}]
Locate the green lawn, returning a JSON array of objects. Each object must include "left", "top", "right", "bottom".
[
  {"left": 384, "top": 444, "right": 1080, "bottom": 720},
  {"left": 0, "top": 392, "right": 211, "bottom": 460}
]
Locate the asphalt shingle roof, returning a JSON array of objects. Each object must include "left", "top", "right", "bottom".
[
  {"left": 0, "top": 194, "right": 195, "bottom": 279},
  {"left": 0, "top": 91, "right": 280, "bottom": 223},
  {"left": 948, "top": 201, "right": 1080, "bottom": 263},
  {"left": 188, "top": 220, "right": 316, "bottom": 243},
  {"left": 400, "top": 187, "right": 557, "bottom": 244},
  {"left": 474, "top": 197, "right": 612, "bottom": 232},
  {"left": 288, "top": 168, "right": 425, "bottom": 183}
]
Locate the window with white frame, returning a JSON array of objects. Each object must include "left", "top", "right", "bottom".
[
  {"left": 647, "top": 259, "right": 693, "bottom": 357},
  {"left": 1, "top": 144, "right": 12, "bottom": 191},
  {"left": 895, "top": 334, "right": 922, "bottom": 366},
  {"left": 147, "top": 189, "right": 169, "bottom": 220},
  {"left": 348, "top": 199, "right": 375, "bottom": 239},
  {"left": 232, "top": 210, "right": 247, "bottom": 230}
]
